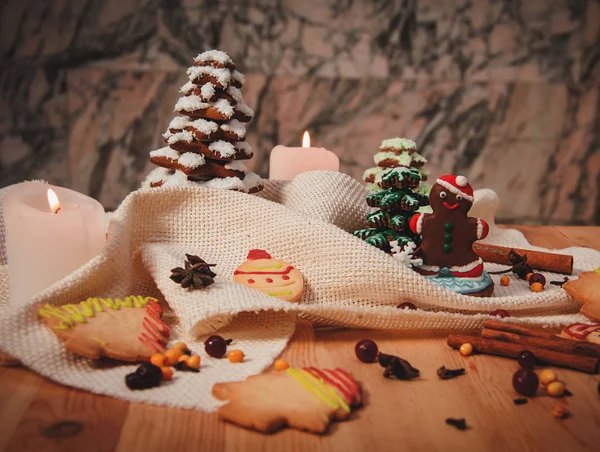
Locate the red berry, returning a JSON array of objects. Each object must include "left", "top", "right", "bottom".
[
  {"left": 397, "top": 302, "right": 417, "bottom": 310},
  {"left": 528, "top": 274, "right": 546, "bottom": 287},
  {"left": 517, "top": 350, "right": 536, "bottom": 369},
  {"left": 204, "top": 335, "right": 228, "bottom": 358},
  {"left": 355, "top": 339, "right": 378, "bottom": 363},
  {"left": 491, "top": 309, "right": 510, "bottom": 318},
  {"left": 512, "top": 368, "right": 539, "bottom": 396}
]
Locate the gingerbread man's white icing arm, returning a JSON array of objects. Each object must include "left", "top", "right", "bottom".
[{"left": 476, "top": 218, "right": 489, "bottom": 240}]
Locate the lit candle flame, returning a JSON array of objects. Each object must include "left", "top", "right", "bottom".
[
  {"left": 47, "top": 189, "right": 62, "bottom": 214},
  {"left": 302, "top": 131, "right": 310, "bottom": 148}
]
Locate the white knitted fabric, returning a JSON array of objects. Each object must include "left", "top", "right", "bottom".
[{"left": 0, "top": 171, "right": 598, "bottom": 411}]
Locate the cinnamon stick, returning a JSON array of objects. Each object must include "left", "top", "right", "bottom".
[
  {"left": 473, "top": 243, "right": 573, "bottom": 275},
  {"left": 481, "top": 328, "right": 600, "bottom": 359},
  {"left": 482, "top": 320, "right": 557, "bottom": 339},
  {"left": 447, "top": 335, "right": 599, "bottom": 374}
]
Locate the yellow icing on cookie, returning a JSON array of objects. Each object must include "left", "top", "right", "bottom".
[
  {"left": 248, "top": 263, "right": 284, "bottom": 270},
  {"left": 265, "top": 290, "right": 293, "bottom": 296},
  {"left": 594, "top": 267, "right": 600, "bottom": 275},
  {"left": 38, "top": 296, "right": 157, "bottom": 330},
  {"left": 301, "top": 370, "right": 350, "bottom": 413},
  {"left": 286, "top": 368, "right": 345, "bottom": 411},
  {"left": 91, "top": 337, "right": 108, "bottom": 346}
]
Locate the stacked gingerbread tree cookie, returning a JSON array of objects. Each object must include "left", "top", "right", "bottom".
[
  {"left": 144, "top": 50, "right": 264, "bottom": 193},
  {"left": 363, "top": 138, "right": 430, "bottom": 195}
]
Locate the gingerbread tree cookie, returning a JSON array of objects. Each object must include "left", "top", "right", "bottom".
[
  {"left": 212, "top": 367, "right": 362, "bottom": 433},
  {"left": 144, "top": 50, "right": 264, "bottom": 193},
  {"left": 409, "top": 175, "right": 494, "bottom": 297},
  {"left": 38, "top": 296, "right": 169, "bottom": 361},
  {"left": 354, "top": 167, "right": 428, "bottom": 254},
  {"left": 363, "top": 138, "right": 430, "bottom": 195}
]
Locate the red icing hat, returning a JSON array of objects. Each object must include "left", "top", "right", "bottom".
[
  {"left": 247, "top": 249, "right": 272, "bottom": 260},
  {"left": 435, "top": 175, "right": 474, "bottom": 202}
]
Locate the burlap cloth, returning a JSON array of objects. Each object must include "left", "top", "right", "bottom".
[{"left": 0, "top": 171, "right": 598, "bottom": 411}]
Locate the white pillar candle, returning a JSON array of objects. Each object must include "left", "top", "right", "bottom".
[
  {"left": 3, "top": 182, "right": 105, "bottom": 306},
  {"left": 269, "top": 131, "right": 340, "bottom": 180}
]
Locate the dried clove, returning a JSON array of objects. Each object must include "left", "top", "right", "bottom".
[
  {"left": 378, "top": 352, "right": 420, "bottom": 380},
  {"left": 513, "top": 398, "right": 528, "bottom": 405},
  {"left": 550, "top": 277, "right": 570, "bottom": 287},
  {"left": 445, "top": 418, "right": 468, "bottom": 430},
  {"left": 437, "top": 366, "right": 465, "bottom": 380}
]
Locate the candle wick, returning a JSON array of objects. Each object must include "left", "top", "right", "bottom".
[{"left": 54, "top": 206, "right": 63, "bottom": 214}]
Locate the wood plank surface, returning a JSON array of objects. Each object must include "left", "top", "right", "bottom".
[{"left": 1, "top": 226, "right": 600, "bottom": 452}]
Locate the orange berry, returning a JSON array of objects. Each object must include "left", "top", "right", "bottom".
[
  {"left": 500, "top": 276, "right": 510, "bottom": 286},
  {"left": 274, "top": 359, "right": 289, "bottom": 371},
  {"left": 186, "top": 355, "right": 201, "bottom": 370},
  {"left": 459, "top": 343, "right": 473, "bottom": 356},
  {"left": 178, "top": 354, "right": 190, "bottom": 363},
  {"left": 150, "top": 353, "right": 165, "bottom": 367},
  {"left": 163, "top": 348, "right": 183, "bottom": 366},
  {"left": 227, "top": 350, "right": 245, "bottom": 363},
  {"left": 172, "top": 342, "right": 188, "bottom": 352},
  {"left": 161, "top": 366, "right": 174, "bottom": 381},
  {"left": 526, "top": 272, "right": 534, "bottom": 281},
  {"left": 530, "top": 282, "right": 544, "bottom": 293}
]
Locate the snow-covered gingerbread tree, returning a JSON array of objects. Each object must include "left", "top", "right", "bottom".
[
  {"left": 363, "top": 138, "right": 430, "bottom": 195},
  {"left": 354, "top": 166, "right": 429, "bottom": 262},
  {"left": 144, "top": 50, "right": 264, "bottom": 193}
]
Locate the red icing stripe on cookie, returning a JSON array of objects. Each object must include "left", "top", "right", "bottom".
[
  {"left": 233, "top": 266, "right": 295, "bottom": 276},
  {"left": 247, "top": 249, "right": 272, "bottom": 260},
  {"left": 305, "top": 367, "right": 353, "bottom": 405},
  {"left": 332, "top": 368, "right": 362, "bottom": 404},
  {"left": 138, "top": 333, "right": 163, "bottom": 353}
]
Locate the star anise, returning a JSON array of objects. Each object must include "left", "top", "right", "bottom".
[{"left": 170, "top": 254, "right": 216, "bottom": 289}]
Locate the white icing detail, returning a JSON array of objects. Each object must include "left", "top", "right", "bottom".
[
  {"left": 178, "top": 152, "right": 205, "bottom": 169},
  {"left": 213, "top": 98, "right": 234, "bottom": 117},
  {"left": 379, "top": 137, "right": 416, "bottom": 150},
  {"left": 224, "top": 161, "right": 247, "bottom": 172},
  {"left": 148, "top": 170, "right": 263, "bottom": 193},
  {"left": 150, "top": 147, "right": 180, "bottom": 160},
  {"left": 174, "top": 95, "right": 210, "bottom": 113},
  {"left": 193, "top": 50, "right": 232, "bottom": 65},
  {"left": 411, "top": 153, "right": 427, "bottom": 164},
  {"left": 415, "top": 213, "right": 425, "bottom": 234},
  {"left": 200, "top": 82, "right": 216, "bottom": 100},
  {"left": 162, "top": 170, "right": 192, "bottom": 187},
  {"left": 476, "top": 218, "right": 484, "bottom": 239},
  {"left": 168, "top": 117, "right": 219, "bottom": 135},
  {"left": 231, "top": 70, "right": 245, "bottom": 85},
  {"left": 390, "top": 241, "right": 423, "bottom": 268},
  {"left": 143, "top": 167, "right": 173, "bottom": 187},
  {"left": 179, "top": 81, "right": 195, "bottom": 94},
  {"left": 220, "top": 119, "right": 246, "bottom": 138},
  {"left": 435, "top": 178, "right": 474, "bottom": 202},
  {"left": 416, "top": 259, "right": 484, "bottom": 277},
  {"left": 165, "top": 130, "right": 194, "bottom": 145},
  {"left": 226, "top": 86, "right": 243, "bottom": 103},
  {"left": 236, "top": 141, "right": 252, "bottom": 155},
  {"left": 187, "top": 66, "right": 231, "bottom": 87},
  {"left": 456, "top": 175, "right": 468, "bottom": 187},
  {"left": 209, "top": 140, "right": 236, "bottom": 158},
  {"left": 235, "top": 103, "right": 254, "bottom": 117}
]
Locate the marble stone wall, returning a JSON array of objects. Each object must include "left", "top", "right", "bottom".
[{"left": 0, "top": 0, "right": 598, "bottom": 224}]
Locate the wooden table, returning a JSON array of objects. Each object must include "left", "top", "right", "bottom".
[{"left": 1, "top": 226, "right": 599, "bottom": 452}]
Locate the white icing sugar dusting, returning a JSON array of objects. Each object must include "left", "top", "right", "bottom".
[
  {"left": 194, "top": 50, "right": 232, "bottom": 65},
  {"left": 174, "top": 95, "right": 209, "bottom": 112},
  {"left": 150, "top": 147, "right": 180, "bottom": 160},
  {"left": 242, "top": 172, "right": 264, "bottom": 191},
  {"left": 187, "top": 66, "right": 231, "bottom": 87},
  {"left": 231, "top": 70, "right": 245, "bottom": 85},
  {"left": 379, "top": 137, "right": 416, "bottom": 150},
  {"left": 143, "top": 167, "right": 173, "bottom": 187},
  {"left": 226, "top": 86, "right": 243, "bottom": 103},
  {"left": 412, "top": 153, "right": 427, "bottom": 163},
  {"left": 200, "top": 83, "right": 216, "bottom": 100},
  {"left": 200, "top": 177, "right": 246, "bottom": 191},
  {"left": 220, "top": 119, "right": 246, "bottom": 138},
  {"left": 224, "top": 161, "right": 247, "bottom": 172},
  {"left": 235, "top": 103, "right": 254, "bottom": 117},
  {"left": 179, "top": 81, "right": 195, "bottom": 94},
  {"left": 178, "top": 152, "right": 206, "bottom": 169},
  {"left": 166, "top": 130, "right": 194, "bottom": 144},
  {"left": 236, "top": 141, "right": 252, "bottom": 154},
  {"left": 213, "top": 98, "right": 234, "bottom": 117},
  {"left": 169, "top": 117, "right": 219, "bottom": 135},
  {"left": 209, "top": 140, "right": 236, "bottom": 158},
  {"left": 163, "top": 170, "right": 193, "bottom": 187},
  {"left": 374, "top": 152, "right": 412, "bottom": 166}
]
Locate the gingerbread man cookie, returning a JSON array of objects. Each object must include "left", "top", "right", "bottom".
[
  {"left": 38, "top": 296, "right": 169, "bottom": 361},
  {"left": 409, "top": 175, "right": 493, "bottom": 296},
  {"left": 233, "top": 250, "right": 304, "bottom": 302},
  {"left": 212, "top": 367, "right": 361, "bottom": 433}
]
